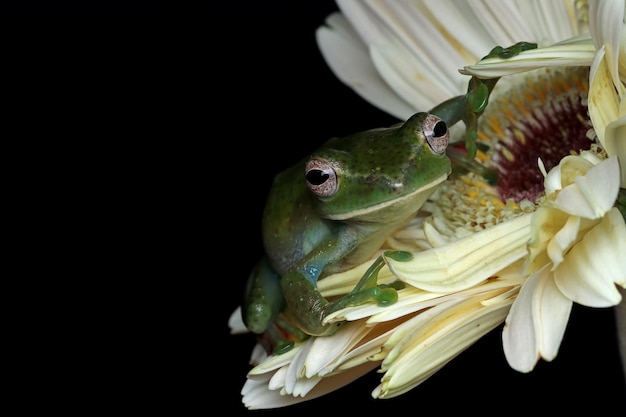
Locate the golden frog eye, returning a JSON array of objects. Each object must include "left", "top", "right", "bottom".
[
  {"left": 422, "top": 114, "right": 449, "bottom": 155},
  {"left": 305, "top": 159, "right": 338, "bottom": 197}
]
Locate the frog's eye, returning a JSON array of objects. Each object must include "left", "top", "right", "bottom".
[
  {"left": 422, "top": 114, "right": 449, "bottom": 155},
  {"left": 305, "top": 159, "right": 338, "bottom": 197}
]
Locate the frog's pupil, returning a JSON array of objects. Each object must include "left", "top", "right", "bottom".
[
  {"left": 433, "top": 121, "right": 447, "bottom": 137},
  {"left": 306, "top": 170, "right": 329, "bottom": 185}
]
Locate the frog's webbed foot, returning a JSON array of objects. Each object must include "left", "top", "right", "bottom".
[
  {"left": 328, "top": 254, "right": 405, "bottom": 314},
  {"left": 280, "top": 255, "right": 404, "bottom": 338}
]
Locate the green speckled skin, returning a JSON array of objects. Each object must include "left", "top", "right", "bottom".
[{"left": 243, "top": 112, "right": 451, "bottom": 347}]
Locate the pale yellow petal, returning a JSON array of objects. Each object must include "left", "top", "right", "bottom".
[
  {"left": 375, "top": 290, "right": 512, "bottom": 398},
  {"left": 541, "top": 157, "right": 563, "bottom": 196},
  {"left": 550, "top": 154, "right": 594, "bottom": 190},
  {"left": 588, "top": 0, "right": 624, "bottom": 89},
  {"left": 554, "top": 207, "right": 626, "bottom": 307},
  {"left": 387, "top": 214, "right": 532, "bottom": 291},
  {"left": 327, "top": 273, "right": 522, "bottom": 325},
  {"left": 333, "top": 327, "right": 391, "bottom": 371},
  {"left": 247, "top": 344, "right": 301, "bottom": 376},
  {"left": 318, "top": 253, "right": 396, "bottom": 298},
  {"left": 553, "top": 156, "right": 621, "bottom": 218},
  {"left": 502, "top": 265, "right": 547, "bottom": 372},
  {"left": 526, "top": 207, "right": 568, "bottom": 272},
  {"left": 546, "top": 215, "right": 582, "bottom": 268},
  {"left": 283, "top": 345, "right": 322, "bottom": 396},
  {"left": 460, "top": 39, "right": 595, "bottom": 78},
  {"left": 536, "top": 270, "right": 573, "bottom": 362},
  {"left": 325, "top": 286, "right": 441, "bottom": 323},
  {"left": 588, "top": 47, "right": 621, "bottom": 145},
  {"left": 604, "top": 116, "right": 626, "bottom": 187}
]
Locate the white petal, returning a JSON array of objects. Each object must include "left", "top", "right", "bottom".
[
  {"left": 369, "top": 1, "right": 471, "bottom": 95},
  {"left": 422, "top": 0, "right": 496, "bottom": 58},
  {"left": 521, "top": 0, "right": 584, "bottom": 43},
  {"left": 242, "top": 361, "right": 379, "bottom": 409},
  {"left": 554, "top": 207, "right": 626, "bottom": 307},
  {"left": 242, "top": 374, "right": 302, "bottom": 409},
  {"left": 337, "top": 0, "right": 470, "bottom": 110},
  {"left": 553, "top": 156, "right": 621, "bottom": 219},
  {"left": 335, "top": 0, "right": 393, "bottom": 46},
  {"left": 536, "top": 272, "right": 572, "bottom": 361},
  {"left": 228, "top": 306, "right": 248, "bottom": 334},
  {"left": 466, "top": 0, "right": 537, "bottom": 44},
  {"left": 303, "top": 320, "right": 372, "bottom": 377},
  {"left": 316, "top": 13, "right": 414, "bottom": 119},
  {"left": 370, "top": 43, "right": 453, "bottom": 112}
]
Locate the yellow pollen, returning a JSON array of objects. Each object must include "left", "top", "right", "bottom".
[
  {"left": 502, "top": 104, "right": 515, "bottom": 122},
  {"left": 523, "top": 90, "right": 535, "bottom": 103},
  {"left": 490, "top": 197, "right": 506, "bottom": 208},
  {"left": 515, "top": 97, "right": 532, "bottom": 119},
  {"left": 535, "top": 82, "right": 546, "bottom": 102},
  {"left": 502, "top": 147, "right": 515, "bottom": 162},
  {"left": 475, "top": 149, "right": 489, "bottom": 162},
  {"left": 486, "top": 115, "right": 504, "bottom": 137},
  {"left": 573, "top": 76, "right": 586, "bottom": 92},
  {"left": 513, "top": 129, "right": 526, "bottom": 144}
]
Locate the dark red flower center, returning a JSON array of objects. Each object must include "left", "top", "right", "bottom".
[{"left": 479, "top": 67, "right": 593, "bottom": 203}]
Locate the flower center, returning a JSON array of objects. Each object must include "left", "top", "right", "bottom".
[{"left": 478, "top": 67, "right": 593, "bottom": 203}]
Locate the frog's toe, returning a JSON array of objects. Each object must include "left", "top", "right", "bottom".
[
  {"left": 374, "top": 286, "right": 398, "bottom": 306},
  {"left": 331, "top": 285, "right": 399, "bottom": 312}
]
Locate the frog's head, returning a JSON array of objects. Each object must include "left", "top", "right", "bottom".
[{"left": 305, "top": 112, "right": 451, "bottom": 221}]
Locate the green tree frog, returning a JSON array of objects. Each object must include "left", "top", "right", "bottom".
[
  {"left": 243, "top": 112, "right": 451, "bottom": 354},
  {"left": 240, "top": 41, "right": 538, "bottom": 355}
]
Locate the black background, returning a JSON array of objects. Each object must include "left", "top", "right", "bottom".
[{"left": 3, "top": 1, "right": 623, "bottom": 413}]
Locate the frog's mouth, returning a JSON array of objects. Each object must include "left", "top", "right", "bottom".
[{"left": 325, "top": 172, "right": 449, "bottom": 221}]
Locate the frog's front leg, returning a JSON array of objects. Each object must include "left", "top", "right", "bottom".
[
  {"left": 281, "top": 234, "right": 398, "bottom": 337},
  {"left": 430, "top": 41, "right": 538, "bottom": 159}
]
